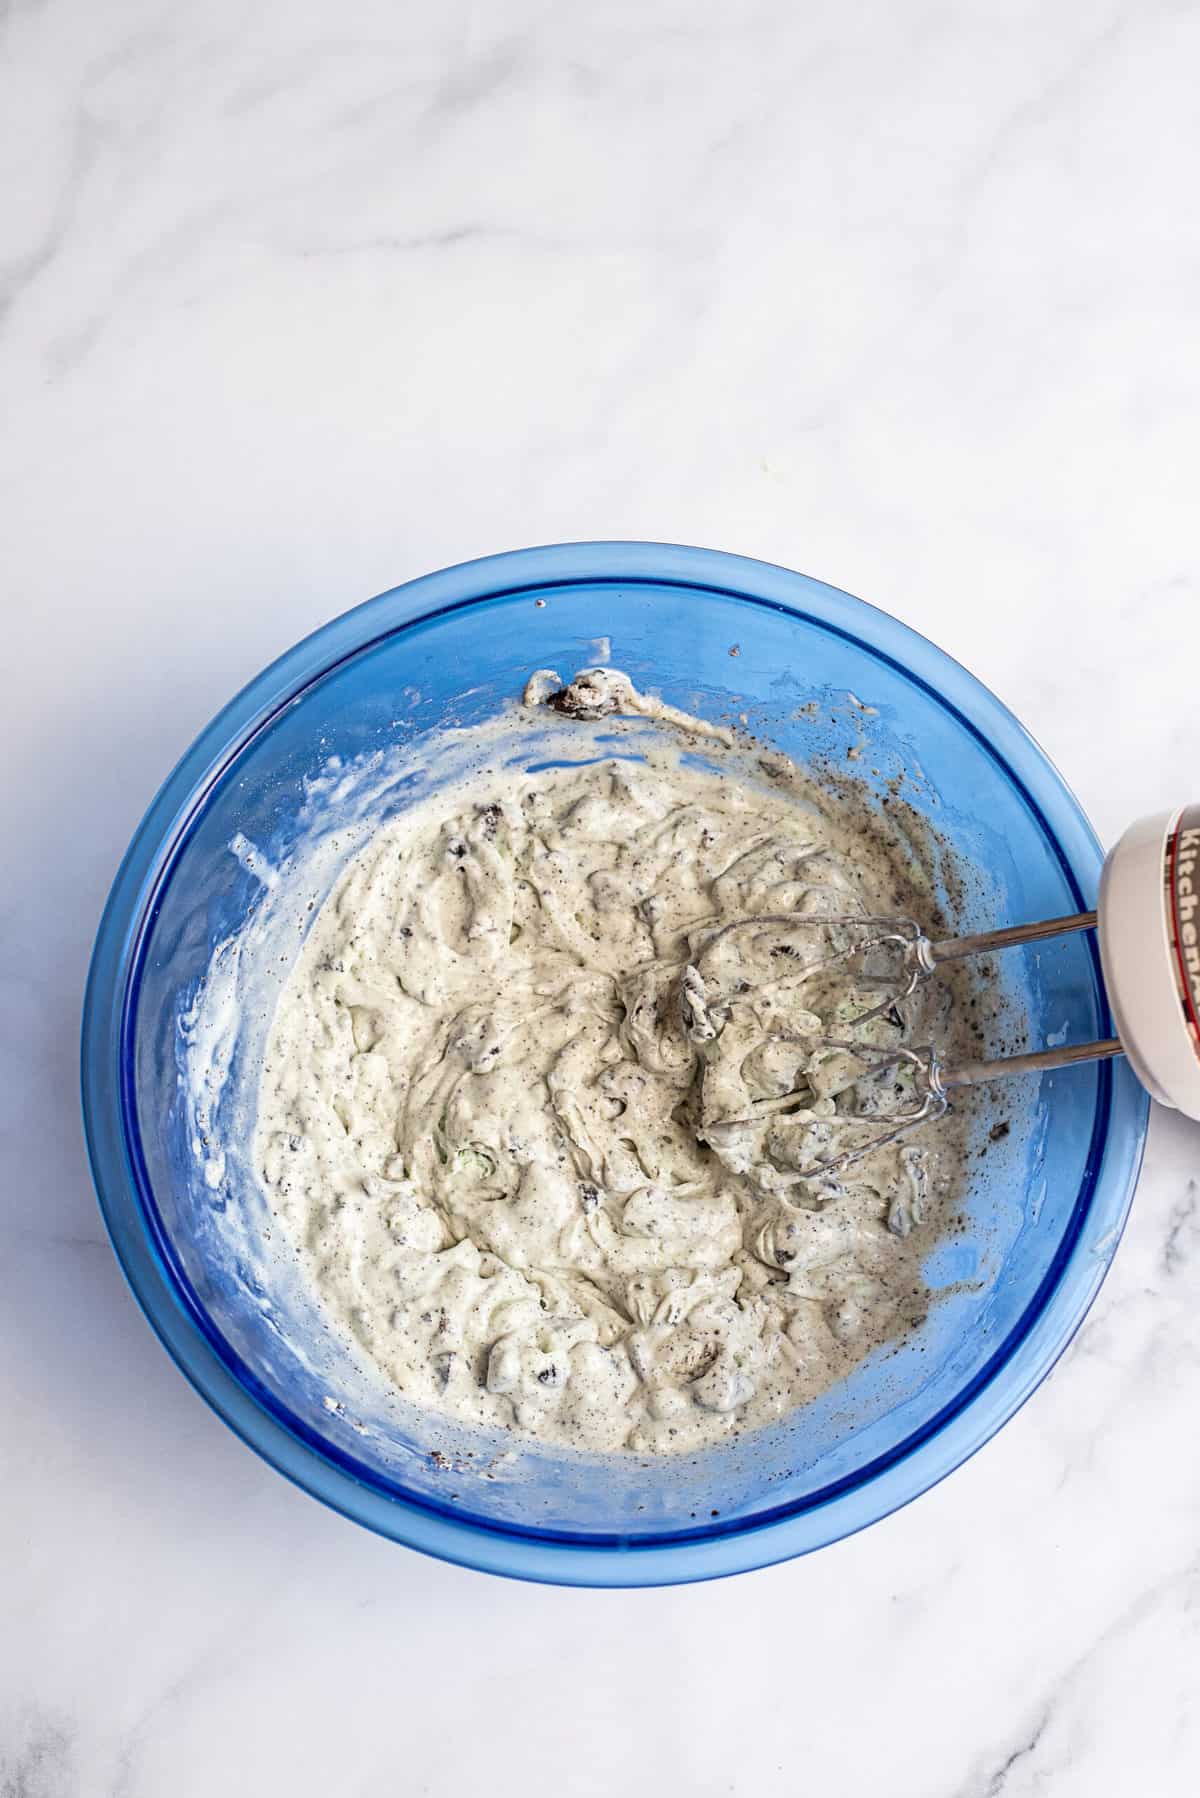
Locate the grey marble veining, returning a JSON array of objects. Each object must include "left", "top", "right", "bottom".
[{"left": 3, "top": 1, "right": 1200, "bottom": 1793}]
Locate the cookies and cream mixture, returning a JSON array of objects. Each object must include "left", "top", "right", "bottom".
[{"left": 255, "top": 670, "right": 973, "bottom": 1453}]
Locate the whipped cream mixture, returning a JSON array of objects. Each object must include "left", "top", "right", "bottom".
[{"left": 255, "top": 671, "right": 973, "bottom": 1453}]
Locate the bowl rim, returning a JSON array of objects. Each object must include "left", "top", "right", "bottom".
[{"left": 81, "top": 540, "right": 1149, "bottom": 1587}]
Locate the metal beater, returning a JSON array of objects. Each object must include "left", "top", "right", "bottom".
[{"left": 690, "top": 806, "right": 1200, "bottom": 1176}]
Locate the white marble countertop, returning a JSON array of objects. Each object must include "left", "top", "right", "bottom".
[{"left": 5, "top": 1, "right": 1200, "bottom": 1791}]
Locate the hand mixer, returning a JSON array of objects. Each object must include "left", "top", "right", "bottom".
[{"left": 697, "top": 806, "right": 1200, "bottom": 1177}]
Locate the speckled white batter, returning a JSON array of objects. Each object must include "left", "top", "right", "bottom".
[{"left": 255, "top": 670, "right": 971, "bottom": 1453}]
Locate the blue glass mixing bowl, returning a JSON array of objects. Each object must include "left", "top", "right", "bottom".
[{"left": 82, "top": 542, "right": 1148, "bottom": 1586}]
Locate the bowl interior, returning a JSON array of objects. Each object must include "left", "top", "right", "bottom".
[{"left": 125, "top": 574, "right": 1113, "bottom": 1543}]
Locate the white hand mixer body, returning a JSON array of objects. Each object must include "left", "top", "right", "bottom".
[{"left": 1097, "top": 806, "right": 1200, "bottom": 1119}]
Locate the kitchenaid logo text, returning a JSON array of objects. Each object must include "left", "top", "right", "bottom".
[{"left": 1175, "top": 815, "right": 1200, "bottom": 1027}]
